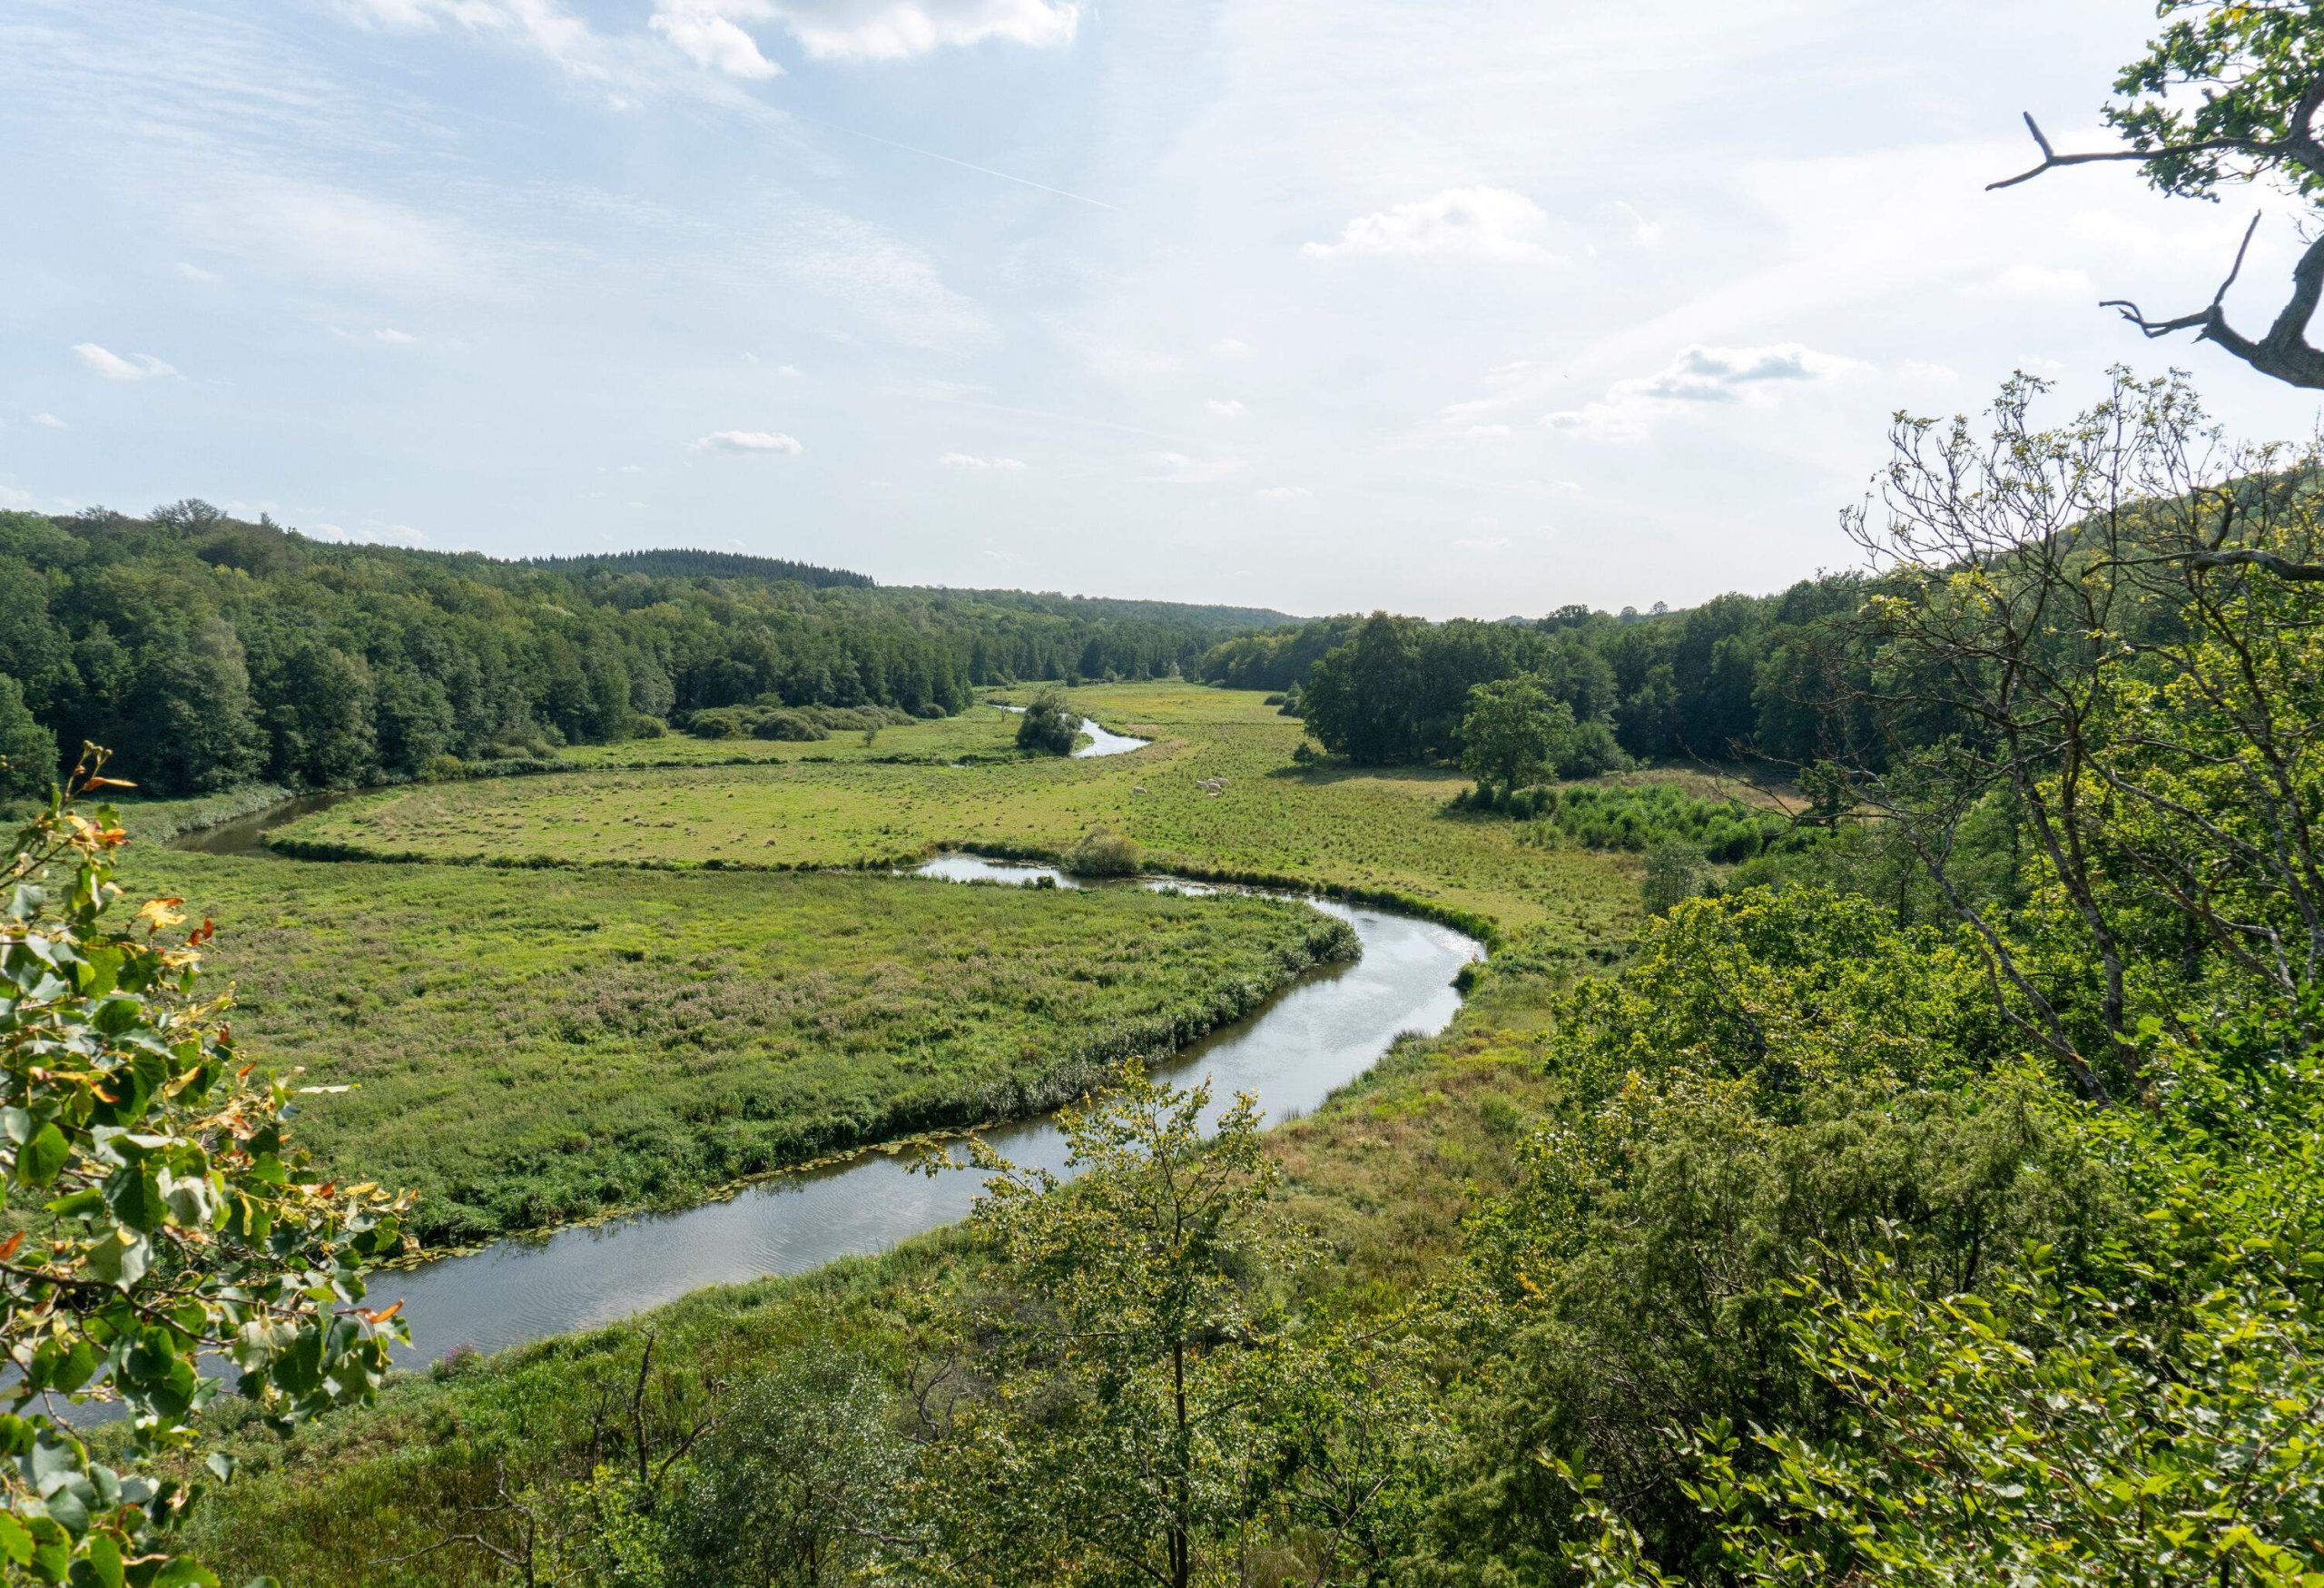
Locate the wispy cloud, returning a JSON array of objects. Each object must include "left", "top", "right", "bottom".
[
  {"left": 1964, "top": 261, "right": 2092, "bottom": 299},
  {"left": 1305, "top": 186, "right": 1556, "bottom": 262},
  {"left": 940, "top": 451, "right": 1026, "bottom": 469},
  {"left": 1601, "top": 200, "right": 1661, "bottom": 246},
  {"left": 645, "top": 0, "right": 1075, "bottom": 71},
  {"left": 652, "top": 4, "right": 783, "bottom": 77},
  {"left": 691, "top": 429, "right": 803, "bottom": 453},
  {"left": 1145, "top": 452, "right": 1246, "bottom": 485},
  {"left": 187, "top": 176, "right": 497, "bottom": 299},
  {"left": 335, "top": 0, "right": 611, "bottom": 79},
  {"left": 1255, "top": 484, "right": 1311, "bottom": 501},
  {"left": 28, "top": 414, "right": 66, "bottom": 429},
  {"left": 309, "top": 518, "right": 430, "bottom": 547},
  {"left": 172, "top": 261, "right": 222, "bottom": 283},
  {"left": 761, "top": 202, "right": 993, "bottom": 352},
  {"left": 1205, "top": 399, "right": 1247, "bottom": 418},
  {"left": 73, "top": 343, "right": 175, "bottom": 381},
  {"left": 1546, "top": 342, "right": 1857, "bottom": 442}
]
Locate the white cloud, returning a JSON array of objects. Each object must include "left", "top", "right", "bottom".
[
  {"left": 617, "top": 463, "right": 647, "bottom": 473},
  {"left": 940, "top": 451, "right": 1026, "bottom": 469},
  {"left": 1966, "top": 261, "right": 2093, "bottom": 299},
  {"left": 335, "top": 0, "right": 608, "bottom": 78},
  {"left": 1146, "top": 452, "right": 1246, "bottom": 485},
  {"left": 1213, "top": 337, "right": 1253, "bottom": 358},
  {"left": 1465, "top": 423, "right": 1511, "bottom": 438},
  {"left": 763, "top": 204, "right": 992, "bottom": 351},
  {"left": 0, "top": 487, "right": 34, "bottom": 510},
  {"left": 645, "top": 0, "right": 1073, "bottom": 68},
  {"left": 1255, "top": 485, "right": 1311, "bottom": 501},
  {"left": 776, "top": 363, "right": 803, "bottom": 377},
  {"left": 1602, "top": 200, "right": 1661, "bottom": 246},
  {"left": 691, "top": 429, "right": 803, "bottom": 453},
  {"left": 1453, "top": 535, "right": 1512, "bottom": 551},
  {"left": 1305, "top": 186, "right": 1556, "bottom": 262},
  {"left": 1546, "top": 342, "right": 1857, "bottom": 442},
  {"left": 29, "top": 414, "right": 65, "bottom": 429},
  {"left": 1205, "top": 399, "right": 1247, "bottom": 418},
  {"left": 190, "top": 176, "right": 494, "bottom": 298},
  {"left": 173, "top": 261, "right": 222, "bottom": 283},
  {"left": 73, "top": 343, "right": 175, "bottom": 381},
  {"left": 652, "top": 5, "right": 783, "bottom": 77},
  {"left": 374, "top": 327, "right": 419, "bottom": 345},
  {"left": 310, "top": 519, "right": 429, "bottom": 547}
]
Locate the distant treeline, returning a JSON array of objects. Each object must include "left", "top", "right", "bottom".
[
  {"left": 520, "top": 548, "right": 873, "bottom": 587},
  {"left": 0, "top": 502, "right": 1293, "bottom": 795},
  {"left": 1196, "top": 580, "right": 1871, "bottom": 768}
]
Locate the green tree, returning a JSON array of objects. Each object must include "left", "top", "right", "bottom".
[
  {"left": 260, "top": 639, "right": 377, "bottom": 790},
  {"left": 916, "top": 1065, "right": 1308, "bottom": 1588},
  {"left": 662, "top": 1347, "right": 901, "bottom": 1586},
  {"left": 123, "top": 620, "right": 264, "bottom": 794},
  {"left": 1460, "top": 676, "right": 1558, "bottom": 793},
  {"left": 1995, "top": 0, "right": 2324, "bottom": 389},
  {"left": 0, "top": 676, "right": 55, "bottom": 800},
  {"left": 0, "top": 760, "right": 409, "bottom": 1584},
  {"left": 1302, "top": 612, "right": 1423, "bottom": 764},
  {"left": 1014, "top": 689, "right": 1081, "bottom": 756}
]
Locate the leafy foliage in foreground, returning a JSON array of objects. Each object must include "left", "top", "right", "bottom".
[{"left": 0, "top": 766, "right": 405, "bottom": 1585}]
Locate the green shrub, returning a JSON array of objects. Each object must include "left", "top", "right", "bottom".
[{"left": 1067, "top": 827, "right": 1143, "bottom": 877}]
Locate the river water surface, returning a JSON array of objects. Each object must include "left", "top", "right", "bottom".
[
  {"left": 161, "top": 730, "right": 1482, "bottom": 1364},
  {"left": 376, "top": 860, "right": 1479, "bottom": 1359}
]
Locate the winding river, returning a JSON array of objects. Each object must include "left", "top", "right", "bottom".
[{"left": 162, "top": 729, "right": 1482, "bottom": 1365}]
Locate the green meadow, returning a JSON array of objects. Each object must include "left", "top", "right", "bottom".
[
  {"left": 274, "top": 684, "right": 1639, "bottom": 943},
  {"left": 149, "top": 683, "right": 1649, "bottom": 1580},
  {"left": 127, "top": 849, "right": 1355, "bottom": 1246}
]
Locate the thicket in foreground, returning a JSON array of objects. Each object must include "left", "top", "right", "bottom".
[{"left": 0, "top": 759, "right": 408, "bottom": 1584}]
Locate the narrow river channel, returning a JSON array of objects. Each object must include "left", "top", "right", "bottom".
[{"left": 162, "top": 736, "right": 1483, "bottom": 1365}]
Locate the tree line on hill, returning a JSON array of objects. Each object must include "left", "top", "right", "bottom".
[
  {"left": 1195, "top": 577, "right": 1870, "bottom": 774},
  {"left": 0, "top": 504, "right": 1289, "bottom": 796}
]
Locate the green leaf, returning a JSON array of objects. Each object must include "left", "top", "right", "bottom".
[
  {"left": 82, "top": 1230, "right": 148, "bottom": 1290},
  {"left": 17, "top": 1125, "right": 68, "bottom": 1190},
  {"left": 0, "top": 1513, "right": 30, "bottom": 1566},
  {"left": 77, "top": 1530, "right": 123, "bottom": 1588}
]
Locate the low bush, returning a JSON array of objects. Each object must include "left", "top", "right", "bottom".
[{"left": 1066, "top": 827, "right": 1143, "bottom": 877}]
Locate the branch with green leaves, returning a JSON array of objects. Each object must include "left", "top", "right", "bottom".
[{"left": 0, "top": 753, "right": 410, "bottom": 1587}]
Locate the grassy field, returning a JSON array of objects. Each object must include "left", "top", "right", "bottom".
[
  {"left": 557, "top": 704, "right": 1028, "bottom": 766},
  {"left": 127, "top": 850, "right": 1355, "bottom": 1246},
  {"left": 135, "top": 685, "right": 1656, "bottom": 1582},
  {"left": 273, "top": 684, "right": 1638, "bottom": 945},
  {"left": 180, "top": 970, "right": 1559, "bottom": 1587}
]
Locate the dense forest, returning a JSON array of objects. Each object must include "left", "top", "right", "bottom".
[
  {"left": 1196, "top": 580, "right": 1866, "bottom": 773},
  {"left": 0, "top": 502, "right": 1290, "bottom": 795}
]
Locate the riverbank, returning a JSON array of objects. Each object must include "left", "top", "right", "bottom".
[
  {"left": 179, "top": 923, "right": 1546, "bottom": 1587},
  {"left": 128, "top": 847, "right": 1358, "bottom": 1247}
]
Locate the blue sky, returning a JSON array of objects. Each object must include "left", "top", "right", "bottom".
[{"left": 5, "top": 0, "right": 2322, "bottom": 617}]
